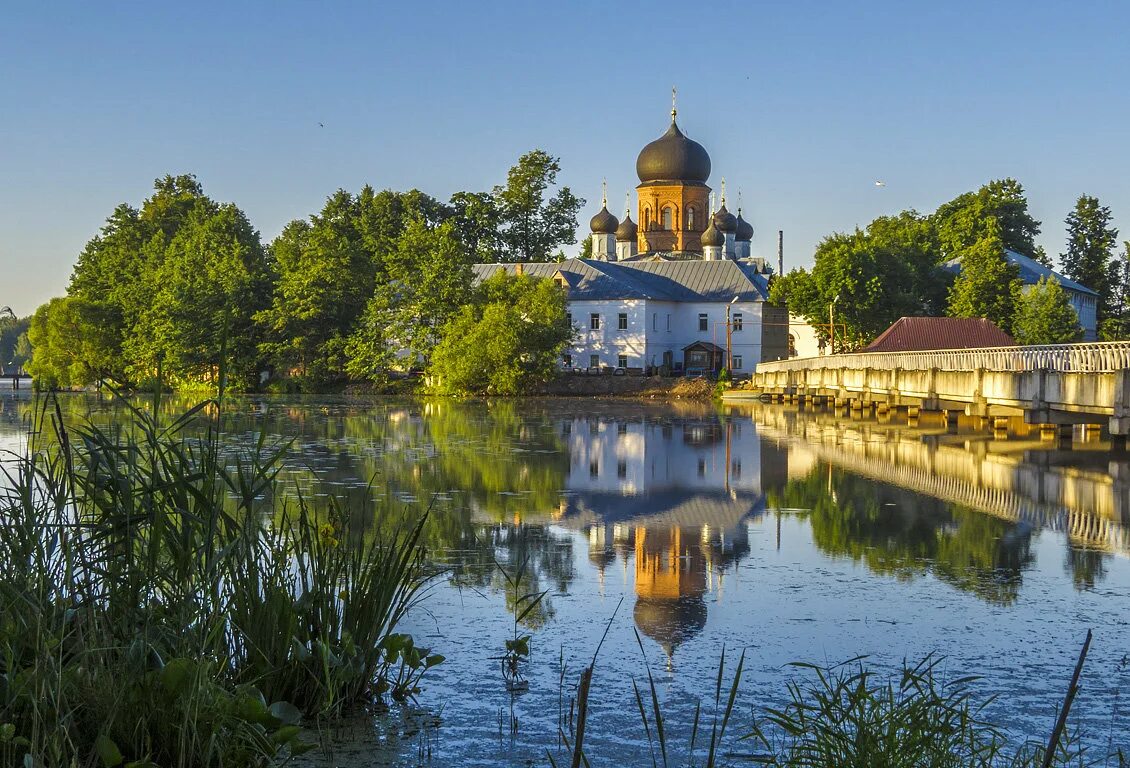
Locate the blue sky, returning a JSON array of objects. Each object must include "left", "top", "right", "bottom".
[{"left": 2, "top": 0, "right": 1129, "bottom": 315}]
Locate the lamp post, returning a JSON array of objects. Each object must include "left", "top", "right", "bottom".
[{"left": 829, "top": 295, "right": 840, "bottom": 355}]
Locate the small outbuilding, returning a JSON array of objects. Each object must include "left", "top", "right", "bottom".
[{"left": 862, "top": 317, "right": 1015, "bottom": 353}]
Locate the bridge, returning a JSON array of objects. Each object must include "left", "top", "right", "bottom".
[{"left": 732, "top": 343, "right": 1130, "bottom": 445}]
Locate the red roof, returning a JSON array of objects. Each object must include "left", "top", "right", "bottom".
[{"left": 863, "top": 317, "right": 1014, "bottom": 353}]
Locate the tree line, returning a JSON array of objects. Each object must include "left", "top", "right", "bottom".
[
  {"left": 772, "top": 179, "right": 1128, "bottom": 349},
  {"left": 26, "top": 150, "right": 581, "bottom": 393}
]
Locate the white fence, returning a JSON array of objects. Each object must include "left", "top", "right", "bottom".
[{"left": 757, "top": 343, "right": 1130, "bottom": 375}]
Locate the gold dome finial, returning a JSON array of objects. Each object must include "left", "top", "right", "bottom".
[{"left": 671, "top": 86, "right": 677, "bottom": 119}]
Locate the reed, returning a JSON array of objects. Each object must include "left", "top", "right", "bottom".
[{"left": 0, "top": 392, "right": 439, "bottom": 767}]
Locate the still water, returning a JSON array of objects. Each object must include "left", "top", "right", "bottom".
[{"left": 0, "top": 394, "right": 1127, "bottom": 765}]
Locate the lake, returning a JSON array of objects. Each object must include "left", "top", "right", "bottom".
[{"left": 0, "top": 393, "right": 1126, "bottom": 765}]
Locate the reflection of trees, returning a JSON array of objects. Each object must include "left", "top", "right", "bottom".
[
  {"left": 1065, "top": 546, "right": 1107, "bottom": 590},
  {"left": 770, "top": 466, "right": 1033, "bottom": 605}
]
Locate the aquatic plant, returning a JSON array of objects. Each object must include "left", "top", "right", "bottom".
[{"left": 0, "top": 393, "right": 439, "bottom": 767}]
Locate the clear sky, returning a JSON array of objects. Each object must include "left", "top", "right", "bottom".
[{"left": 3, "top": 0, "right": 1129, "bottom": 316}]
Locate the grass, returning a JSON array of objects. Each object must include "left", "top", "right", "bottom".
[{"left": 0, "top": 392, "right": 439, "bottom": 768}]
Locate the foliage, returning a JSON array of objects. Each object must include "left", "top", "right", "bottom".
[
  {"left": 0, "top": 395, "right": 440, "bottom": 766},
  {"left": 493, "top": 150, "right": 583, "bottom": 263},
  {"left": 0, "top": 314, "right": 29, "bottom": 374},
  {"left": 1012, "top": 277, "right": 1081, "bottom": 345},
  {"left": 26, "top": 296, "right": 121, "bottom": 388},
  {"left": 946, "top": 231, "right": 1023, "bottom": 333},
  {"left": 933, "top": 178, "right": 1044, "bottom": 263},
  {"left": 769, "top": 213, "right": 948, "bottom": 350},
  {"left": 1100, "top": 242, "right": 1130, "bottom": 339},
  {"left": 493, "top": 553, "right": 548, "bottom": 689},
  {"left": 345, "top": 219, "right": 475, "bottom": 384},
  {"left": 427, "top": 271, "right": 573, "bottom": 395},
  {"left": 1060, "top": 195, "right": 1119, "bottom": 318},
  {"left": 578, "top": 234, "right": 593, "bottom": 259}
]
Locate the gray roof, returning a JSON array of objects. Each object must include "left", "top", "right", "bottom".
[
  {"left": 472, "top": 258, "right": 768, "bottom": 302},
  {"left": 942, "top": 249, "right": 1098, "bottom": 297}
]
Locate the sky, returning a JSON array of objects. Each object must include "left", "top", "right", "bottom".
[{"left": 2, "top": 0, "right": 1129, "bottom": 316}]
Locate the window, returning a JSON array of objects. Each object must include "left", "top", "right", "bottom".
[
  {"left": 732, "top": 312, "right": 743, "bottom": 331},
  {"left": 652, "top": 312, "right": 657, "bottom": 331},
  {"left": 590, "top": 354, "right": 599, "bottom": 368},
  {"left": 666, "top": 314, "right": 671, "bottom": 332},
  {"left": 617, "top": 423, "right": 628, "bottom": 436},
  {"left": 562, "top": 421, "right": 571, "bottom": 436},
  {"left": 697, "top": 458, "right": 706, "bottom": 477},
  {"left": 644, "top": 208, "right": 651, "bottom": 229},
  {"left": 590, "top": 313, "right": 600, "bottom": 330},
  {"left": 731, "top": 460, "right": 742, "bottom": 479},
  {"left": 617, "top": 312, "right": 628, "bottom": 330},
  {"left": 687, "top": 207, "right": 696, "bottom": 229},
  {"left": 617, "top": 460, "right": 627, "bottom": 479},
  {"left": 698, "top": 313, "right": 708, "bottom": 332},
  {"left": 566, "top": 312, "right": 572, "bottom": 327},
  {"left": 732, "top": 355, "right": 743, "bottom": 370},
  {"left": 555, "top": 276, "right": 566, "bottom": 288},
  {"left": 662, "top": 207, "right": 673, "bottom": 230},
  {"left": 618, "top": 353, "right": 628, "bottom": 368},
  {"left": 562, "top": 353, "right": 572, "bottom": 368},
  {"left": 589, "top": 460, "right": 599, "bottom": 479}
]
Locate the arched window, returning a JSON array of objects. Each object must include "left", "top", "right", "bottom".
[
  {"left": 687, "top": 207, "right": 696, "bottom": 230},
  {"left": 644, "top": 208, "right": 651, "bottom": 229},
  {"left": 662, "top": 207, "right": 673, "bottom": 230}
]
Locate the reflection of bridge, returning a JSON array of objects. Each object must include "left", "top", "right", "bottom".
[
  {"left": 738, "top": 343, "right": 1130, "bottom": 443},
  {"left": 742, "top": 405, "right": 1130, "bottom": 555}
]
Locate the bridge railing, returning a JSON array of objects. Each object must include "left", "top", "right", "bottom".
[{"left": 756, "top": 342, "right": 1130, "bottom": 374}]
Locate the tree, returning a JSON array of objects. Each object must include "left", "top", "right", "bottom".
[
  {"left": 1101, "top": 242, "right": 1130, "bottom": 340},
  {"left": 26, "top": 297, "right": 120, "bottom": 388},
  {"left": 1060, "top": 195, "right": 1119, "bottom": 318},
  {"left": 427, "top": 271, "right": 573, "bottom": 395},
  {"left": 449, "top": 191, "right": 502, "bottom": 262},
  {"left": 769, "top": 213, "right": 947, "bottom": 350},
  {"left": 946, "top": 231, "right": 1023, "bottom": 332},
  {"left": 933, "top": 178, "right": 1043, "bottom": 261},
  {"left": 344, "top": 220, "right": 474, "bottom": 383},
  {"left": 0, "top": 314, "right": 30, "bottom": 375},
  {"left": 1011, "top": 277, "right": 1081, "bottom": 345},
  {"left": 577, "top": 234, "right": 593, "bottom": 260},
  {"left": 493, "top": 150, "right": 583, "bottom": 262}
]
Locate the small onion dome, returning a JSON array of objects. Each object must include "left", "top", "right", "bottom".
[
  {"left": 616, "top": 213, "right": 638, "bottom": 242},
  {"left": 700, "top": 220, "right": 724, "bottom": 247},
  {"left": 589, "top": 205, "right": 619, "bottom": 234},
  {"left": 735, "top": 211, "right": 753, "bottom": 241},
  {"left": 713, "top": 204, "right": 737, "bottom": 233},
  {"left": 636, "top": 119, "right": 712, "bottom": 183}
]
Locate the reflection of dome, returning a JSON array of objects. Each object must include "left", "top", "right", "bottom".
[
  {"left": 590, "top": 205, "right": 619, "bottom": 234},
  {"left": 615, "top": 213, "right": 638, "bottom": 242},
  {"left": 634, "top": 596, "right": 708, "bottom": 657},
  {"left": 588, "top": 547, "right": 616, "bottom": 570},
  {"left": 636, "top": 120, "right": 712, "bottom": 183}
]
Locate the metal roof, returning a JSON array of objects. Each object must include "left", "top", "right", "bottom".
[
  {"left": 941, "top": 249, "right": 1098, "bottom": 297},
  {"left": 472, "top": 258, "right": 768, "bottom": 303},
  {"left": 863, "top": 317, "right": 1015, "bottom": 353}
]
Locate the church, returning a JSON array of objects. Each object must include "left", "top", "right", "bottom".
[{"left": 474, "top": 101, "right": 787, "bottom": 374}]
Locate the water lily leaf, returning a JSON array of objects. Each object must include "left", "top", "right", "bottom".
[
  {"left": 95, "top": 734, "right": 123, "bottom": 767},
  {"left": 269, "top": 701, "right": 302, "bottom": 726}
]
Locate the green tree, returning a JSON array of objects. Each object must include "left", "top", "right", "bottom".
[
  {"left": 0, "top": 314, "right": 30, "bottom": 374},
  {"left": 769, "top": 213, "right": 947, "bottom": 350},
  {"left": 493, "top": 150, "right": 583, "bottom": 262},
  {"left": 1012, "top": 277, "right": 1082, "bottom": 345},
  {"left": 1101, "top": 242, "right": 1130, "bottom": 339},
  {"left": 129, "top": 202, "right": 271, "bottom": 388},
  {"left": 345, "top": 220, "right": 474, "bottom": 382},
  {"left": 1060, "top": 195, "right": 1119, "bottom": 318},
  {"left": 577, "top": 234, "right": 593, "bottom": 260},
  {"left": 449, "top": 191, "right": 502, "bottom": 262},
  {"left": 933, "top": 178, "right": 1043, "bottom": 261},
  {"left": 427, "top": 271, "right": 573, "bottom": 395},
  {"left": 26, "top": 297, "right": 120, "bottom": 388},
  {"left": 946, "top": 231, "right": 1022, "bottom": 332}
]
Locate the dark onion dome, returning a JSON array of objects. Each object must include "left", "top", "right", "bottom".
[
  {"left": 636, "top": 119, "right": 711, "bottom": 183},
  {"left": 589, "top": 205, "right": 619, "bottom": 234},
  {"left": 713, "top": 204, "right": 737, "bottom": 233},
  {"left": 616, "top": 212, "right": 638, "bottom": 242},
  {"left": 700, "top": 219, "right": 724, "bottom": 247},
  {"left": 735, "top": 210, "right": 753, "bottom": 241}
]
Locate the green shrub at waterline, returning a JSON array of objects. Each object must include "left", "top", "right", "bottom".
[{"left": 0, "top": 396, "right": 440, "bottom": 767}]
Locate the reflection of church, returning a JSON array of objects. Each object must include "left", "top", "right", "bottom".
[{"left": 552, "top": 413, "right": 788, "bottom": 662}]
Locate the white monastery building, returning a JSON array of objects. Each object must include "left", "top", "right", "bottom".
[{"left": 475, "top": 100, "right": 788, "bottom": 373}]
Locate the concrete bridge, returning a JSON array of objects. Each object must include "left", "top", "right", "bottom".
[{"left": 735, "top": 343, "right": 1130, "bottom": 444}]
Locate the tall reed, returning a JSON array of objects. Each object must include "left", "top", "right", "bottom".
[{"left": 0, "top": 393, "right": 439, "bottom": 767}]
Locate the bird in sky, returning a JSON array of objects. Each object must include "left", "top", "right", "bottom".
[
  {"left": 874, "top": 180, "right": 886, "bottom": 187},
  {"left": 318, "top": 122, "right": 324, "bottom": 128}
]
